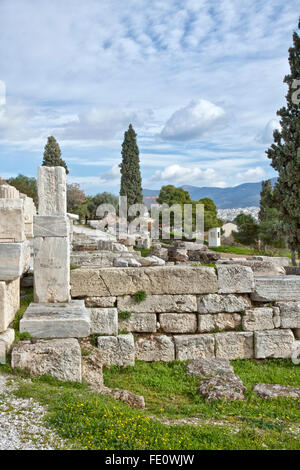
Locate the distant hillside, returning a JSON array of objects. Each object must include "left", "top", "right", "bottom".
[{"left": 143, "top": 177, "right": 277, "bottom": 209}]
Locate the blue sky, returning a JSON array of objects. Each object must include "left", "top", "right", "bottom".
[{"left": 0, "top": 0, "right": 298, "bottom": 195}]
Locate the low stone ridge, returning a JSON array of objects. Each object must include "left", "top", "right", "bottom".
[
  {"left": 254, "top": 329, "right": 295, "bottom": 358},
  {"left": 71, "top": 266, "right": 218, "bottom": 297},
  {"left": 119, "top": 313, "right": 157, "bottom": 333},
  {"left": 186, "top": 358, "right": 234, "bottom": 377},
  {"left": 90, "top": 307, "right": 118, "bottom": 335},
  {"left": 215, "top": 332, "right": 254, "bottom": 359},
  {"left": 174, "top": 334, "right": 215, "bottom": 360},
  {"left": 103, "top": 388, "right": 145, "bottom": 409},
  {"left": 97, "top": 334, "right": 135, "bottom": 366},
  {"left": 11, "top": 338, "right": 82, "bottom": 382},
  {"left": 198, "top": 373, "right": 246, "bottom": 402},
  {"left": 118, "top": 294, "right": 197, "bottom": 313},
  {"left": 217, "top": 265, "right": 254, "bottom": 294},
  {"left": 20, "top": 300, "right": 91, "bottom": 338},
  {"left": 197, "top": 293, "right": 251, "bottom": 314},
  {"left": 251, "top": 276, "right": 300, "bottom": 302},
  {"left": 135, "top": 335, "right": 175, "bottom": 362},
  {"left": 253, "top": 383, "right": 300, "bottom": 399}
]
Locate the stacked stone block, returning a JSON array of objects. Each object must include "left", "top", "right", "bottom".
[
  {"left": 0, "top": 184, "right": 32, "bottom": 355},
  {"left": 71, "top": 264, "right": 300, "bottom": 365},
  {"left": 33, "top": 166, "right": 70, "bottom": 303}
]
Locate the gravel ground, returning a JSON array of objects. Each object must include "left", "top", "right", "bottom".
[{"left": 0, "top": 372, "right": 70, "bottom": 450}]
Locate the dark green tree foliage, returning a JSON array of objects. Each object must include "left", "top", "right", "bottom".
[
  {"left": 232, "top": 214, "right": 259, "bottom": 247},
  {"left": 87, "top": 192, "right": 119, "bottom": 218},
  {"left": 258, "top": 180, "right": 286, "bottom": 249},
  {"left": 119, "top": 124, "right": 143, "bottom": 207},
  {"left": 266, "top": 19, "right": 300, "bottom": 264},
  {"left": 157, "top": 185, "right": 191, "bottom": 205},
  {"left": 198, "top": 197, "right": 221, "bottom": 232},
  {"left": 8, "top": 174, "right": 38, "bottom": 204},
  {"left": 258, "top": 180, "right": 274, "bottom": 223},
  {"left": 42, "top": 136, "right": 69, "bottom": 174}
]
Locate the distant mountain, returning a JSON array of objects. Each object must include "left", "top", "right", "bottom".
[{"left": 143, "top": 177, "right": 277, "bottom": 209}]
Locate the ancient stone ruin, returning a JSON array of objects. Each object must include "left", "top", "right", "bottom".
[{"left": 0, "top": 166, "right": 299, "bottom": 393}]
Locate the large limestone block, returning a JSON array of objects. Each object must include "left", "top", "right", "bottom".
[
  {"left": 198, "top": 293, "right": 251, "bottom": 314},
  {"left": 251, "top": 256, "right": 290, "bottom": 267},
  {"left": 254, "top": 329, "right": 295, "bottom": 358},
  {"left": 11, "top": 338, "right": 82, "bottom": 382},
  {"left": 90, "top": 308, "right": 118, "bottom": 335},
  {"left": 0, "top": 199, "right": 25, "bottom": 242},
  {"left": 118, "top": 294, "right": 197, "bottom": 314},
  {"left": 33, "top": 216, "right": 69, "bottom": 237},
  {"left": 198, "top": 313, "right": 241, "bottom": 333},
  {"left": 217, "top": 265, "right": 254, "bottom": 294},
  {"left": 242, "top": 308, "right": 275, "bottom": 331},
  {"left": 159, "top": 313, "right": 197, "bottom": 333},
  {"left": 0, "top": 242, "right": 28, "bottom": 280},
  {"left": 20, "top": 300, "right": 90, "bottom": 338},
  {"left": 71, "top": 266, "right": 218, "bottom": 298},
  {"left": 38, "top": 166, "right": 67, "bottom": 216},
  {"left": 251, "top": 276, "right": 300, "bottom": 302},
  {"left": 97, "top": 334, "right": 135, "bottom": 366},
  {"left": 275, "top": 302, "right": 300, "bottom": 328},
  {"left": 215, "top": 332, "right": 254, "bottom": 359},
  {"left": 217, "top": 259, "right": 285, "bottom": 276},
  {"left": 119, "top": 313, "right": 157, "bottom": 333},
  {"left": 33, "top": 236, "right": 70, "bottom": 303},
  {"left": 135, "top": 335, "right": 175, "bottom": 361},
  {"left": 0, "top": 279, "right": 20, "bottom": 332},
  {"left": 174, "top": 334, "right": 215, "bottom": 360},
  {"left": 21, "top": 195, "right": 36, "bottom": 224}
]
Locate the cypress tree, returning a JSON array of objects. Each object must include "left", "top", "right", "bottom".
[
  {"left": 42, "top": 136, "right": 69, "bottom": 174},
  {"left": 266, "top": 19, "right": 300, "bottom": 265},
  {"left": 119, "top": 124, "right": 143, "bottom": 207}
]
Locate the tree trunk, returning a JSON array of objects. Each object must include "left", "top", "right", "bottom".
[{"left": 291, "top": 249, "right": 297, "bottom": 266}]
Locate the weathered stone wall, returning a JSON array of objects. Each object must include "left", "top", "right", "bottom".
[
  {"left": 71, "top": 265, "right": 300, "bottom": 365},
  {"left": 0, "top": 184, "right": 34, "bottom": 343}
]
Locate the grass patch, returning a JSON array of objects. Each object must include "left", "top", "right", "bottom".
[
  {"left": 133, "top": 247, "right": 153, "bottom": 258},
  {"left": 210, "top": 245, "right": 298, "bottom": 259},
  {"left": 134, "top": 290, "right": 147, "bottom": 303},
  {"left": 118, "top": 311, "right": 131, "bottom": 320},
  {"left": 13, "top": 288, "right": 33, "bottom": 342},
  {"left": 0, "top": 359, "right": 297, "bottom": 450}
]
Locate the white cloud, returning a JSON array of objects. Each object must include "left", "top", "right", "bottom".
[
  {"left": 236, "top": 166, "right": 266, "bottom": 182},
  {"left": 160, "top": 99, "right": 227, "bottom": 141},
  {"left": 150, "top": 164, "right": 223, "bottom": 186}
]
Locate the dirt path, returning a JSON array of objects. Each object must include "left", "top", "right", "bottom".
[{"left": 0, "top": 372, "right": 69, "bottom": 450}]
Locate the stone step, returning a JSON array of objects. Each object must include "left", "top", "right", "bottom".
[{"left": 20, "top": 300, "right": 90, "bottom": 338}]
